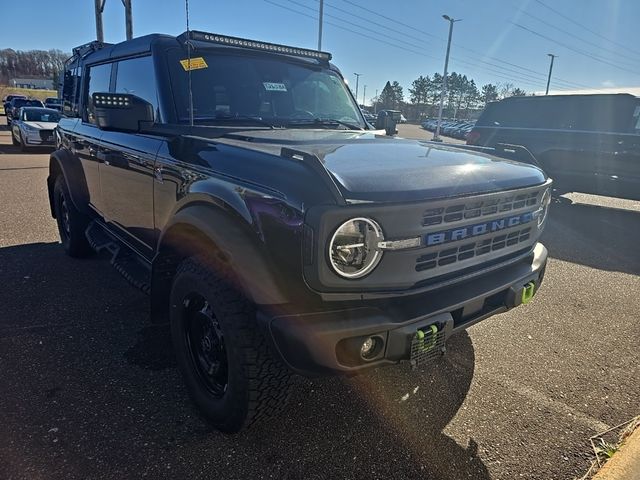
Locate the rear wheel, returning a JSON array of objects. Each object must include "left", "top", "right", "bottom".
[
  {"left": 170, "top": 257, "right": 292, "bottom": 433},
  {"left": 53, "top": 176, "right": 92, "bottom": 257}
]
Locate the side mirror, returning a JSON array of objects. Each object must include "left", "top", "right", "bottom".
[
  {"left": 92, "top": 92, "right": 154, "bottom": 132},
  {"left": 375, "top": 111, "right": 398, "bottom": 136}
]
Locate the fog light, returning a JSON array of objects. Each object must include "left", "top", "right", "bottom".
[{"left": 360, "top": 337, "right": 376, "bottom": 358}]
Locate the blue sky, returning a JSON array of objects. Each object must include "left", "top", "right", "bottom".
[{"left": 3, "top": 0, "right": 639, "bottom": 102}]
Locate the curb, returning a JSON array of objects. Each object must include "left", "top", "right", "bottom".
[{"left": 592, "top": 426, "right": 640, "bottom": 480}]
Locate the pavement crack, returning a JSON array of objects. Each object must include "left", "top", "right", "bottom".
[{"left": 491, "top": 376, "right": 611, "bottom": 432}]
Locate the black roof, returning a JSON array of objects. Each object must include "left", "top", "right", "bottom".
[
  {"left": 75, "top": 31, "right": 332, "bottom": 66},
  {"left": 78, "top": 34, "right": 176, "bottom": 65},
  {"left": 498, "top": 93, "right": 638, "bottom": 102}
]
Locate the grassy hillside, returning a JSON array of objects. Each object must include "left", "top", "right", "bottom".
[{"left": 1, "top": 86, "right": 58, "bottom": 113}]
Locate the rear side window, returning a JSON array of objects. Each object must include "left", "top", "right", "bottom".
[
  {"left": 62, "top": 64, "right": 82, "bottom": 117},
  {"left": 85, "top": 63, "right": 113, "bottom": 124},
  {"left": 114, "top": 56, "right": 160, "bottom": 122}
]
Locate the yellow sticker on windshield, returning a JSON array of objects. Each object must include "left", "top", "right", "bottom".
[{"left": 180, "top": 57, "right": 208, "bottom": 71}]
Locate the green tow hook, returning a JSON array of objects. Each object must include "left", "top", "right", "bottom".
[
  {"left": 521, "top": 282, "right": 536, "bottom": 305},
  {"left": 415, "top": 324, "right": 438, "bottom": 353}
]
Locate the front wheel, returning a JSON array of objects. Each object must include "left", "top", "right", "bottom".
[
  {"left": 19, "top": 133, "right": 27, "bottom": 152},
  {"left": 170, "top": 257, "right": 292, "bottom": 433},
  {"left": 53, "top": 176, "right": 92, "bottom": 257}
]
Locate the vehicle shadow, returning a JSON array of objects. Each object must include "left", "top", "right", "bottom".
[
  {"left": 542, "top": 195, "right": 640, "bottom": 276},
  {"left": 0, "top": 242, "right": 488, "bottom": 480},
  {"left": 0, "top": 139, "right": 54, "bottom": 154}
]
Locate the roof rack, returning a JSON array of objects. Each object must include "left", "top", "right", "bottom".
[
  {"left": 178, "top": 30, "right": 332, "bottom": 62},
  {"left": 72, "top": 41, "right": 113, "bottom": 60}
]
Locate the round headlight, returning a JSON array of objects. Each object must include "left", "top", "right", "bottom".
[
  {"left": 537, "top": 188, "right": 551, "bottom": 228},
  {"left": 329, "top": 218, "right": 384, "bottom": 279}
]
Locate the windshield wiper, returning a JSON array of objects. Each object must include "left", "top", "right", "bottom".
[
  {"left": 286, "top": 118, "right": 364, "bottom": 130},
  {"left": 192, "top": 114, "right": 280, "bottom": 129}
]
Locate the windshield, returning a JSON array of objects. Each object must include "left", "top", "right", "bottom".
[
  {"left": 45, "top": 98, "right": 61, "bottom": 104},
  {"left": 23, "top": 109, "right": 61, "bottom": 122},
  {"left": 167, "top": 50, "right": 365, "bottom": 128}
]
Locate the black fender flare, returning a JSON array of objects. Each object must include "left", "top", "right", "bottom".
[
  {"left": 153, "top": 204, "right": 291, "bottom": 309},
  {"left": 47, "top": 149, "right": 91, "bottom": 217}
]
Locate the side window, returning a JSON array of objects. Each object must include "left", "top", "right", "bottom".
[
  {"left": 62, "top": 63, "right": 81, "bottom": 117},
  {"left": 114, "top": 56, "right": 160, "bottom": 121},
  {"left": 85, "top": 63, "right": 112, "bottom": 124}
]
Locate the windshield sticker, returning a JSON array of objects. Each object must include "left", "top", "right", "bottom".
[
  {"left": 179, "top": 57, "right": 208, "bottom": 71},
  {"left": 263, "top": 82, "right": 287, "bottom": 92}
]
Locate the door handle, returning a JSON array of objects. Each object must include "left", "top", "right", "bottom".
[{"left": 97, "top": 151, "right": 129, "bottom": 168}]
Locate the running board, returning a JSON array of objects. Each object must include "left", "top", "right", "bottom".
[{"left": 85, "top": 221, "right": 151, "bottom": 295}]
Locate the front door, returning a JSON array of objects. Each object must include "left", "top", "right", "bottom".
[
  {"left": 98, "top": 131, "right": 162, "bottom": 256},
  {"left": 97, "top": 55, "right": 163, "bottom": 257}
]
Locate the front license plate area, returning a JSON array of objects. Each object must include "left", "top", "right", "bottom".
[{"left": 409, "top": 324, "right": 446, "bottom": 369}]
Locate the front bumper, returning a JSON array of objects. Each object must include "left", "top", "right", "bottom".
[
  {"left": 24, "top": 133, "right": 55, "bottom": 146},
  {"left": 260, "top": 242, "right": 548, "bottom": 376}
]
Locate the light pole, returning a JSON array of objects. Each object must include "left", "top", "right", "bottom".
[
  {"left": 545, "top": 53, "right": 556, "bottom": 95},
  {"left": 433, "top": 15, "right": 461, "bottom": 142},
  {"left": 374, "top": 89, "right": 378, "bottom": 113},
  {"left": 317, "top": 0, "right": 324, "bottom": 50},
  {"left": 122, "top": 0, "right": 133, "bottom": 41},
  {"left": 94, "top": 0, "right": 133, "bottom": 42},
  {"left": 362, "top": 85, "right": 366, "bottom": 107},
  {"left": 353, "top": 73, "right": 362, "bottom": 103},
  {"left": 95, "top": 0, "right": 106, "bottom": 42}
]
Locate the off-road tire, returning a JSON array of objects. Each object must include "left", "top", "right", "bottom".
[
  {"left": 170, "top": 256, "right": 293, "bottom": 433},
  {"left": 53, "top": 176, "right": 92, "bottom": 257}
]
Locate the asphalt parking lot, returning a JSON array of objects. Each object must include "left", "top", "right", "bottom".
[
  {"left": 0, "top": 117, "right": 638, "bottom": 480},
  {"left": 396, "top": 123, "right": 465, "bottom": 143}
]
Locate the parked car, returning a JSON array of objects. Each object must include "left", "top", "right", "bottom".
[
  {"left": 6, "top": 98, "right": 45, "bottom": 125},
  {"left": 44, "top": 97, "right": 63, "bottom": 111},
  {"left": 50, "top": 30, "right": 551, "bottom": 433},
  {"left": 11, "top": 107, "right": 61, "bottom": 150},
  {"left": 361, "top": 110, "right": 377, "bottom": 123},
  {"left": 467, "top": 93, "right": 640, "bottom": 199},
  {"left": 422, "top": 119, "right": 476, "bottom": 140},
  {"left": 2, "top": 94, "right": 26, "bottom": 116}
]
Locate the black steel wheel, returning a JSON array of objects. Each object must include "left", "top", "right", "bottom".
[
  {"left": 183, "top": 295, "right": 229, "bottom": 398},
  {"left": 170, "top": 256, "right": 293, "bottom": 433},
  {"left": 53, "top": 176, "right": 92, "bottom": 257}
]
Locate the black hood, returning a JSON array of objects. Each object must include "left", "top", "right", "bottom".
[{"left": 215, "top": 129, "right": 548, "bottom": 203}]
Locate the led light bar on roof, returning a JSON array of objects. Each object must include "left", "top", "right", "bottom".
[{"left": 186, "top": 31, "right": 332, "bottom": 61}]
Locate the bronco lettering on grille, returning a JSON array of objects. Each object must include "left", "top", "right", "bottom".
[{"left": 425, "top": 211, "right": 536, "bottom": 246}]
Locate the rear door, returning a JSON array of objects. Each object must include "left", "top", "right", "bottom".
[{"left": 69, "top": 61, "right": 113, "bottom": 216}]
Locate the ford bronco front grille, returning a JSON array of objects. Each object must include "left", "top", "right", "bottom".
[
  {"left": 423, "top": 191, "right": 538, "bottom": 226},
  {"left": 415, "top": 226, "right": 531, "bottom": 272}
]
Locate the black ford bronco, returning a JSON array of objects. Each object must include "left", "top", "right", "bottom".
[{"left": 49, "top": 31, "right": 551, "bottom": 432}]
